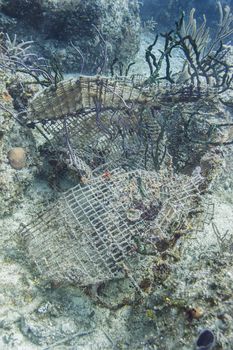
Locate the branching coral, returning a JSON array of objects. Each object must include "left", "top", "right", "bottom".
[
  {"left": 0, "top": 33, "right": 63, "bottom": 87},
  {"left": 145, "top": 1, "right": 233, "bottom": 91}
]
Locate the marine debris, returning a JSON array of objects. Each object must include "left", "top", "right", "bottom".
[
  {"left": 0, "top": 3, "right": 232, "bottom": 289},
  {"left": 19, "top": 168, "right": 206, "bottom": 286},
  {"left": 18, "top": 74, "right": 223, "bottom": 287}
]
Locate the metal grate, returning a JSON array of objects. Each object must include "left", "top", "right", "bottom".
[
  {"left": 20, "top": 169, "right": 204, "bottom": 285},
  {"left": 19, "top": 76, "right": 216, "bottom": 286}
]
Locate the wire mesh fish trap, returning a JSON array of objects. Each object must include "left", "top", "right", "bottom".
[
  {"left": 20, "top": 75, "right": 217, "bottom": 286},
  {"left": 27, "top": 76, "right": 218, "bottom": 178},
  {"left": 27, "top": 76, "right": 153, "bottom": 122},
  {"left": 27, "top": 76, "right": 172, "bottom": 176},
  {"left": 37, "top": 107, "right": 166, "bottom": 176},
  {"left": 20, "top": 168, "right": 205, "bottom": 286}
]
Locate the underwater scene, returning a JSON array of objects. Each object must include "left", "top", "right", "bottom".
[{"left": 0, "top": 0, "right": 233, "bottom": 349}]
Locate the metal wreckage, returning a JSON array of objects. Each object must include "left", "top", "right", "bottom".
[{"left": 1, "top": 2, "right": 233, "bottom": 289}]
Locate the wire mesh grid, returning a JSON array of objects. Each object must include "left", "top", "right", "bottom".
[
  {"left": 27, "top": 76, "right": 217, "bottom": 122},
  {"left": 20, "top": 76, "right": 218, "bottom": 286},
  {"left": 27, "top": 76, "right": 153, "bottom": 122},
  {"left": 20, "top": 168, "right": 204, "bottom": 285},
  {"left": 36, "top": 104, "right": 165, "bottom": 177},
  {"left": 27, "top": 76, "right": 219, "bottom": 179}
]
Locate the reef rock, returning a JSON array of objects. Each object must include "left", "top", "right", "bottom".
[
  {"left": 0, "top": 76, "right": 38, "bottom": 217},
  {"left": 0, "top": 0, "right": 140, "bottom": 73}
]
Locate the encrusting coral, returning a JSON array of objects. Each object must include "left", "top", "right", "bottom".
[{"left": 7, "top": 147, "right": 26, "bottom": 170}]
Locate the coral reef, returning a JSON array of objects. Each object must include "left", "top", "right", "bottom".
[
  {"left": 0, "top": 73, "right": 39, "bottom": 216},
  {"left": 0, "top": 2, "right": 233, "bottom": 350},
  {"left": 0, "top": 0, "right": 140, "bottom": 73}
]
